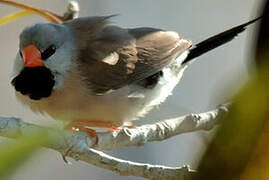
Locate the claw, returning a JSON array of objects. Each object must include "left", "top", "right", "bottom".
[
  {"left": 64, "top": 120, "right": 125, "bottom": 147},
  {"left": 62, "top": 154, "right": 72, "bottom": 165},
  {"left": 61, "top": 145, "right": 74, "bottom": 165},
  {"left": 66, "top": 124, "right": 98, "bottom": 146}
]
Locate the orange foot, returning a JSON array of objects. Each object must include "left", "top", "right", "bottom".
[
  {"left": 105, "top": 125, "right": 137, "bottom": 133},
  {"left": 62, "top": 120, "right": 135, "bottom": 164},
  {"left": 62, "top": 120, "right": 124, "bottom": 164},
  {"left": 65, "top": 120, "right": 124, "bottom": 141}
]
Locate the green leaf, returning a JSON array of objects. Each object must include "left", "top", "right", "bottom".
[{"left": 0, "top": 132, "right": 50, "bottom": 179}]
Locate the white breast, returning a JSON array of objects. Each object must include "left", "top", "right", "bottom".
[{"left": 15, "top": 52, "right": 189, "bottom": 124}]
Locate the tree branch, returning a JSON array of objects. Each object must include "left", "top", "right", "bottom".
[
  {"left": 96, "top": 104, "right": 228, "bottom": 150},
  {"left": 0, "top": 105, "right": 227, "bottom": 179}
]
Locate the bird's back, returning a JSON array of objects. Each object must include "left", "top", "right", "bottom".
[{"left": 64, "top": 16, "right": 192, "bottom": 94}]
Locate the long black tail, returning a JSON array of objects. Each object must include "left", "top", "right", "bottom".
[{"left": 182, "top": 17, "right": 262, "bottom": 64}]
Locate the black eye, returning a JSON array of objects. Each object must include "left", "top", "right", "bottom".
[{"left": 41, "top": 45, "right": 56, "bottom": 60}]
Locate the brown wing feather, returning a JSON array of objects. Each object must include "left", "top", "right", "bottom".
[
  {"left": 127, "top": 28, "right": 192, "bottom": 83},
  {"left": 65, "top": 16, "right": 192, "bottom": 94}
]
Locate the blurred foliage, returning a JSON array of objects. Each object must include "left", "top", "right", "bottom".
[
  {"left": 193, "top": 1, "right": 269, "bottom": 179},
  {"left": 0, "top": 0, "right": 62, "bottom": 24},
  {"left": 0, "top": 10, "right": 35, "bottom": 26},
  {"left": 0, "top": 132, "right": 50, "bottom": 180},
  {"left": 193, "top": 63, "right": 269, "bottom": 180},
  {"left": 239, "top": 3, "right": 269, "bottom": 177}
]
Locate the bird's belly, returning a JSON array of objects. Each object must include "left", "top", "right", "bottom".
[
  {"left": 15, "top": 59, "right": 187, "bottom": 124},
  {"left": 15, "top": 87, "right": 148, "bottom": 123},
  {"left": 15, "top": 90, "right": 141, "bottom": 123}
]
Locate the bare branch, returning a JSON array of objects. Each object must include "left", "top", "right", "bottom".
[
  {"left": 96, "top": 104, "right": 228, "bottom": 150},
  {"left": 0, "top": 105, "right": 227, "bottom": 179},
  {"left": 45, "top": 0, "right": 80, "bottom": 21},
  {"left": 63, "top": 1, "right": 80, "bottom": 21},
  {"left": 66, "top": 148, "right": 195, "bottom": 180},
  {"left": 0, "top": 116, "right": 196, "bottom": 180}
]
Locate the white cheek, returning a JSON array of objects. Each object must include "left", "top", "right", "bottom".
[
  {"left": 44, "top": 42, "right": 74, "bottom": 72},
  {"left": 44, "top": 42, "right": 75, "bottom": 89},
  {"left": 12, "top": 53, "right": 24, "bottom": 78}
]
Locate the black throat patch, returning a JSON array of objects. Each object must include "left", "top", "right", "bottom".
[{"left": 11, "top": 67, "right": 55, "bottom": 100}]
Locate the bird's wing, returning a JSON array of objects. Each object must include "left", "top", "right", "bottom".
[
  {"left": 65, "top": 17, "right": 191, "bottom": 94},
  {"left": 127, "top": 28, "right": 192, "bottom": 83}
]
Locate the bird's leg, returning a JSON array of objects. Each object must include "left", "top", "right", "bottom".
[
  {"left": 62, "top": 120, "right": 134, "bottom": 164},
  {"left": 65, "top": 120, "right": 124, "bottom": 137},
  {"left": 65, "top": 121, "right": 98, "bottom": 137},
  {"left": 105, "top": 125, "right": 136, "bottom": 133}
]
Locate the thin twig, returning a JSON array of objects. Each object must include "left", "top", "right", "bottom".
[
  {"left": 0, "top": 0, "right": 80, "bottom": 23},
  {"left": 0, "top": 0, "right": 62, "bottom": 23}
]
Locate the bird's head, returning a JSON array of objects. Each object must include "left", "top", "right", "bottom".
[{"left": 11, "top": 23, "right": 75, "bottom": 100}]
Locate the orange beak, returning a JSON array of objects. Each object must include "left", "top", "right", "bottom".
[{"left": 23, "top": 45, "right": 44, "bottom": 68}]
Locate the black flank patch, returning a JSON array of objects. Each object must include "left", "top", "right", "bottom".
[
  {"left": 11, "top": 67, "right": 55, "bottom": 100},
  {"left": 142, "top": 71, "right": 163, "bottom": 88}
]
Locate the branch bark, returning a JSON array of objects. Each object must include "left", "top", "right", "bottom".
[
  {"left": 0, "top": 105, "right": 227, "bottom": 179},
  {"left": 96, "top": 104, "right": 228, "bottom": 150}
]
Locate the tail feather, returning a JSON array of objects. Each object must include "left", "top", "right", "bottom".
[{"left": 182, "top": 17, "right": 262, "bottom": 64}]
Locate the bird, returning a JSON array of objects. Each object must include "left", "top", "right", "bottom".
[{"left": 11, "top": 15, "right": 260, "bottom": 137}]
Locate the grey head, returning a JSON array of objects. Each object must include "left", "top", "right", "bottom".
[
  {"left": 20, "top": 23, "right": 75, "bottom": 82},
  {"left": 12, "top": 23, "right": 75, "bottom": 100}
]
